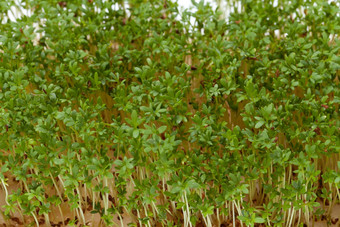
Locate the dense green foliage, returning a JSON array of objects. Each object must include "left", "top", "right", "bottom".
[{"left": 0, "top": 0, "right": 339, "bottom": 226}]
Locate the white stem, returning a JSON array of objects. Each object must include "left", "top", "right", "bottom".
[
  {"left": 31, "top": 211, "right": 40, "bottom": 227},
  {"left": 76, "top": 187, "right": 86, "bottom": 225},
  {"left": 117, "top": 212, "right": 124, "bottom": 227},
  {"left": 0, "top": 178, "right": 9, "bottom": 205},
  {"left": 201, "top": 211, "right": 208, "bottom": 226},
  {"left": 136, "top": 209, "right": 142, "bottom": 227},
  {"left": 232, "top": 201, "right": 235, "bottom": 227},
  {"left": 184, "top": 192, "right": 192, "bottom": 227}
]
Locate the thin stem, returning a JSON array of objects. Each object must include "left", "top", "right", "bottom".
[
  {"left": 31, "top": 211, "right": 40, "bottom": 227},
  {"left": 0, "top": 178, "right": 9, "bottom": 205},
  {"left": 184, "top": 191, "right": 192, "bottom": 227},
  {"left": 76, "top": 187, "right": 86, "bottom": 225},
  {"left": 117, "top": 212, "right": 124, "bottom": 227},
  {"left": 232, "top": 201, "right": 235, "bottom": 227}
]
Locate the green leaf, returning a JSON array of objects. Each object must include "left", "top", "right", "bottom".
[
  {"left": 54, "top": 159, "right": 64, "bottom": 165},
  {"left": 254, "top": 217, "right": 265, "bottom": 223},
  {"left": 133, "top": 129, "right": 139, "bottom": 138},
  {"left": 186, "top": 179, "right": 200, "bottom": 189},
  {"left": 255, "top": 121, "right": 265, "bottom": 129},
  {"left": 335, "top": 177, "right": 340, "bottom": 184},
  {"left": 146, "top": 58, "right": 152, "bottom": 66},
  {"left": 171, "top": 186, "right": 182, "bottom": 194},
  {"left": 158, "top": 126, "right": 167, "bottom": 134},
  {"left": 131, "top": 110, "right": 138, "bottom": 127}
]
